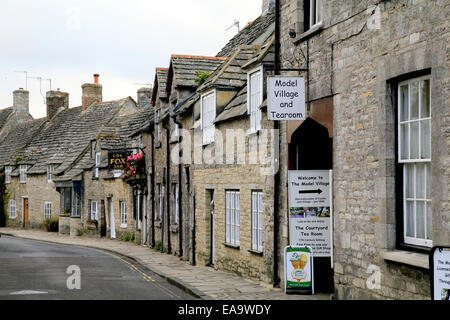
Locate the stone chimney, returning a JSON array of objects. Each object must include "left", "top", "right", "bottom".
[
  {"left": 46, "top": 90, "right": 69, "bottom": 120},
  {"left": 137, "top": 87, "right": 152, "bottom": 108},
  {"left": 13, "top": 89, "right": 29, "bottom": 113},
  {"left": 82, "top": 74, "right": 102, "bottom": 111},
  {"left": 262, "top": 0, "right": 275, "bottom": 15}
]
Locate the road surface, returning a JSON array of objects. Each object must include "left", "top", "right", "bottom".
[{"left": 0, "top": 235, "right": 195, "bottom": 300}]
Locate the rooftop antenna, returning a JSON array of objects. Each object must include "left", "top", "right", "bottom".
[
  {"left": 29, "top": 76, "right": 46, "bottom": 103},
  {"left": 43, "top": 78, "right": 52, "bottom": 91},
  {"left": 225, "top": 19, "right": 240, "bottom": 33},
  {"left": 133, "top": 83, "right": 152, "bottom": 87},
  {"left": 14, "top": 70, "right": 28, "bottom": 89}
]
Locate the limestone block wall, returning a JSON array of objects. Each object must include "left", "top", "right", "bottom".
[{"left": 281, "top": 0, "right": 449, "bottom": 299}]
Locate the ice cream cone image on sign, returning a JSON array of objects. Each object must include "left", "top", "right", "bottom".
[{"left": 290, "top": 253, "right": 308, "bottom": 282}]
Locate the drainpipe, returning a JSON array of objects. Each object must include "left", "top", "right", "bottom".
[
  {"left": 149, "top": 130, "right": 155, "bottom": 247},
  {"left": 172, "top": 114, "right": 183, "bottom": 258},
  {"left": 192, "top": 194, "right": 196, "bottom": 266},
  {"left": 273, "top": 0, "right": 281, "bottom": 288},
  {"left": 163, "top": 120, "right": 171, "bottom": 254},
  {"left": 161, "top": 167, "right": 165, "bottom": 252}
]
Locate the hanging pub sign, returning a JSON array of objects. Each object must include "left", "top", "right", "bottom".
[
  {"left": 267, "top": 76, "right": 305, "bottom": 120},
  {"left": 108, "top": 151, "right": 129, "bottom": 170},
  {"left": 284, "top": 246, "right": 314, "bottom": 294},
  {"left": 288, "top": 170, "right": 333, "bottom": 262},
  {"left": 430, "top": 246, "right": 450, "bottom": 300}
]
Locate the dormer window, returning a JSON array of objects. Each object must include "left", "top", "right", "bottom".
[
  {"left": 19, "top": 165, "right": 27, "bottom": 183},
  {"left": 95, "top": 152, "right": 101, "bottom": 178},
  {"left": 306, "top": 0, "right": 323, "bottom": 30},
  {"left": 5, "top": 166, "right": 12, "bottom": 184},
  {"left": 47, "top": 165, "right": 53, "bottom": 183},
  {"left": 248, "top": 66, "right": 263, "bottom": 133},
  {"left": 201, "top": 91, "right": 216, "bottom": 145},
  {"left": 91, "top": 141, "right": 97, "bottom": 158}
]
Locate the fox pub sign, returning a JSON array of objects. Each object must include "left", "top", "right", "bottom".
[{"left": 108, "top": 151, "right": 128, "bottom": 170}]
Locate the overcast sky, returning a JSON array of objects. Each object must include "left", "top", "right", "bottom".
[{"left": 0, "top": 0, "right": 262, "bottom": 118}]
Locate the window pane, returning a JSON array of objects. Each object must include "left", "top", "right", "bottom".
[
  {"left": 426, "top": 163, "right": 431, "bottom": 199},
  {"left": 410, "top": 81, "right": 419, "bottom": 120},
  {"left": 410, "top": 121, "right": 419, "bottom": 159},
  {"left": 420, "top": 119, "right": 431, "bottom": 159},
  {"left": 405, "top": 164, "right": 414, "bottom": 199},
  {"left": 416, "top": 201, "right": 425, "bottom": 239},
  {"left": 400, "top": 85, "right": 409, "bottom": 122},
  {"left": 406, "top": 201, "right": 415, "bottom": 237},
  {"left": 420, "top": 79, "right": 430, "bottom": 118},
  {"left": 400, "top": 123, "right": 409, "bottom": 160},
  {"left": 416, "top": 163, "right": 425, "bottom": 199}
]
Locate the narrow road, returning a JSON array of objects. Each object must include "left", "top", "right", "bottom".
[{"left": 0, "top": 235, "right": 195, "bottom": 300}]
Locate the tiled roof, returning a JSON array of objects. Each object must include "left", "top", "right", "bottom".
[
  {"left": 216, "top": 9, "right": 275, "bottom": 57},
  {"left": 169, "top": 55, "right": 226, "bottom": 90},
  {"left": 0, "top": 107, "right": 13, "bottom": 130},
  {"left": 198, "top": 45, "right": 260, "bottom": 92},
  {"left": 19, "top": 97, "right": 134, "bottom": 175},
  {"left": 0, "top": 117, "right": 46, "bottom": 169},
  {"left": 214, "top": 86, "right": 248, "bottom": 124},
  {"left": 154, "top": 68, "right": 169, "bottom": 99}
]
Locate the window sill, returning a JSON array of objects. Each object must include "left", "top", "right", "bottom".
[
  {"left": 155, "top": 141, "right": 162, "bottom": 149},
  {"left": 223, "top": 242, "right": 240, "bottom": 250},
  {"left": 155, "top": 220, "right": 161, "bottom": 228},
  {"left": 70, "top": 216, "right": 81, "bottom": 219},
  {"left": 382, "top": 250, "right": 429, "bottom": 269},
  {"left": 293, "top": 22, "right": 324, "bottom": 44},
  {"left": 248, "top": 249, "right": 263, "bottom": 256},
  {"left": 170, "top": 224, "right": 179, "bottom": 233},
  {"left": 120, "top": 224, "right": 128, "bottom": 229}
]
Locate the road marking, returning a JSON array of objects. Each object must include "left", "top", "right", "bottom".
[
  {"left": 115, "top": 256, "right": 156, "bottom": 283},
  {"left": 10, "top": 290, "right": 48, "bottom": 295}
]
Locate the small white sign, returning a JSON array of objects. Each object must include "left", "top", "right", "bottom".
[
  {"left": 267, "top": 77, "right": 305, "bottom": 120},
  {"left": 431, "top": 247, "right": 450, "bottom": 300}
]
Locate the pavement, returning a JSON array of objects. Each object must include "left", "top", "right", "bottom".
[{"left": 0, "top": 227, "right": 331, "bottom": 300}]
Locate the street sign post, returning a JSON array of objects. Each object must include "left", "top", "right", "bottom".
[
  {"left": 284, "top": 246, "right": 314, "bottom": 295},
  {"left": 288, "top": 170, "right": 333, "bottom": 262},
  {"left": 267, "top": 77, "right": 305, "bottom": 120},
  {"left": 430, "top": 246, "right": 450, "bottom": 300}
]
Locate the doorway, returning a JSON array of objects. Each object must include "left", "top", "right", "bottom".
[
  {"left": 109, "top": 199, "right": 116, "bottom": 239},
  {"left": 289, "top": 117, "right": 333, "bottom": 293},
  {"left": 206, "top": 189, "right": 215, "bottom": 266},
  {"left": 100, "top": 200, "right": 106, "bottom": 237},
  {"left": 22, "top": 197, "right": 29, "bottom": 228}
]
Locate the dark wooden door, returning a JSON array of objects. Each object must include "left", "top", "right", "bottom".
[{"left": 23, "top": 198, "right": 29, "bottom": 227}]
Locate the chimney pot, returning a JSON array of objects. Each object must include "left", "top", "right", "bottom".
[{"left": 94, "top": 74, "right": 99, "bottom": 84}]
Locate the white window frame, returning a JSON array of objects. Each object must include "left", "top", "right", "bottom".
[
  {"left": 44, "top": 202, "right": 52, "bottom": 220},
  {"left": 90, "top": 200, "right": 98, "bottom": 220},
  {"left": 398, "top": 75, "right": 432, "bottom": 248},
  {"left": 225, "top": 190, "right": 240, "bottom": 247},
  {"left": 47, "top": 165, "right": 53, "bottom": 183},
  {"left": 9, "top": 200, "right": 16, "bottom": 219},
  {"left": 308, "top": 0, "right": 323, "bottom": 29},
  {"left": 5, "top": 166, "right": 12, "bottom": 184},
  {"left": 95, "top": 152, "right": 101, "bottom": 178},
  {"left": 19, "top": 165, "right": 27, "bottom": 183},
  {"left": 120, "top": 201, "right": 127, "bottom": 228},
  {"left": 251, "top": 191, "right": 264, "bottom": 252},
  {"left": 247, "top": 66, "right": 263, "bottom": 133},
  {"left": 201, "top": 90, "right": 216, "bottom": 145}
]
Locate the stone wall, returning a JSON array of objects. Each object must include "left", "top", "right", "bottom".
[{"left": 280, "top": 0, "right": 449, "bottom": 299}]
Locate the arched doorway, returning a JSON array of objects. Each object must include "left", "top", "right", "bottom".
[{"left": 289, "top": 117, "right": 334, "bottom": 293}]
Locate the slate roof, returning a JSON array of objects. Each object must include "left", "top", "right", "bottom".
[
  {"left": 198, "top": 45, "right": 260, "bottom": 93},
  {"left": 0, "top": 107, "right": 13, "bottom": 130},
  {"left": 216, "top": 8, "right": 275, "bottom": 58},
  {"left": 17, "top": 97, "right": 134, "bottom": 175},
  {"left": 214, "top": 86, "right": 248, "bottom": 124},
  {"left": 152, "top": 68, "right": 169, "bottom": 102},
  {"left": 0, "top": 117, "right": 46, "bottom": 170},
  {"left": 168, "top": 55, "right": 227, "bottom": 92}
]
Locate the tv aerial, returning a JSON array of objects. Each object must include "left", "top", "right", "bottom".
[{"left": 225, "top": 19, "right": 240, "bottom": 33}]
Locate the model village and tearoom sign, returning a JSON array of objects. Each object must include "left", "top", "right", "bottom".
[{"left": 267, "top": 76, "right": 306, "bottom": 120}]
